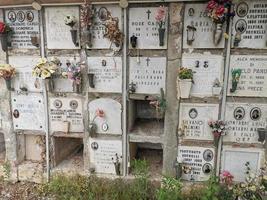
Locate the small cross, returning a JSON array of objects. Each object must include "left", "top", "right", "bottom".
[
  {"left": 146, "top": 57, "right": 150, "bottom": 66},
  {"left": 146, "top": 10, "right": 151, "bottom": 20}
]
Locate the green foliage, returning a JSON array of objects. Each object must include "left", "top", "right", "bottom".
[
  {"left": 178, "top": 67, "right": 194, "bottom": 80},
  {"left": 217, "top": 185, "right": 234, "bottom": 200},
  {"left": 131, "top": 159, "right": 149, "bottom": 178},
  {"left": 156, "top": 176, "right": 182, "bottom": 200},
  {"left": 201, "top": 176, "right": 220, "bottom": 200},
  {"left": 2, "top": 161, "right": 11, "bottom": 179}
]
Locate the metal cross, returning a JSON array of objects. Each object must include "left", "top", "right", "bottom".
[
  {"left": 146, "top": 10, "right": 151, "bottom": 20},
  {"left": 146, "top": 57, "right": 150, "bottom": 66}
]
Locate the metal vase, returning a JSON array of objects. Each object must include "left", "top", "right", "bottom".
[
  {"left": 258, "top": 128, "right": 267, "bottom": 142},
  {"left": 5, "top": 78, "right": 12, "bottom": 91},
  {"left": 0, "top": 33, "right": 8, "bottom": 52},
  {"left": 213, "top": 23, "right": 223, "bottom": 46},
  {"left": 45, "top": 78, "right": 54, "bottom": 92},
  {"left": 70, "top": 29, "right": 79, "bottom": 47},
  {"left": 73, "top": 82, "right": 82, "bottom": 94},
  {"left": 88, "top": 73, "right": 95, "bottom": 88},
  {"left": 114, "top": 162, "right": 121, "bottom": 176},
  {"left": 89, "top": 123, "right": 97, "bottom": 138},
  {"left": 158, "top": 28, "right": 166, "bottom": 46}
]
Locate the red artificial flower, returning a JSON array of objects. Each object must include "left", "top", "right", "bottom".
[
  {"left": 207, "top": 0, "right": 218, "bottom": 10},
  {"left": 216, "top": 5, "right": 225, "bottom": 16},
  {"left": 95, "top": 109, "right": 105, "bottom": 118},
  {"left": 0, "top": 22, "right": 6, "bottom": 34}
]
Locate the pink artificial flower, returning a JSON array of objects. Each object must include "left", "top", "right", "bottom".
[
  {"left": 95, "top": 109, "right": 105, "bottom": 118},
  {"left": 213, "top": 131, "right": 221, "bottom": 138},
  {"left": 155, "top": 6, "right": 166, "bottom": 22},
  {"left": 207, "top": 0, "right": 218, "bottom": 10},
  {"left": 221, "top": 170, "right": 234, "bottom": 185}
]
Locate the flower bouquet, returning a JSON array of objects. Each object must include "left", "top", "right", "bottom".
[
  {"left": 177, "top": 67, "right": 194, "bottom": 99},
  {"left": 89, "top": 109, "right": 105, "bottom": 137},
  {"left": 206, "top": 0, "right": 235, "bottom": 45},
  {"left": 155, "top": 6, "right": 167, "bottom": 46},
  {"left": 64, "top": 15, "right": 79, "bottom": 47},
  {"left": 0, "top": 21, "right": 13, "bottom": 52},
  {"left": 32, "top": 57, "right": 60, "bottom": 91},
  {"left": 65, "top": 60, "right": 82, "bottom": 93},
  {"left": 0, "top": 64, "right": 16, "bottom": 90},
  {"left": 208, "top": 120, "right": 226, "bottom": 147}
]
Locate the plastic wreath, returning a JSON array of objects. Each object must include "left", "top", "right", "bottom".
[{"left": 206, "top": 0, "right": 235, "bottom": 24}]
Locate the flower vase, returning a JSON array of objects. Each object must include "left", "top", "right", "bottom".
[
  {"left": 88, "top": 73, "right": 95, "bottom": 88},
  {"left": 158, "top": 28, "right": 165, "bottom": 46},
  {"left": 213, "top": 135, "right": 221, "bottom": 148},
  {"left": 0, "top": 33, "right": 8, "bottom": 52},
  {"left": 5, "top": 78, "right": 12, "bottom": 91},
  {"left": 213, "top": 23, "right": 223, "bottom": 46},
  {"left": 114, "top": 162, "right": 121, "bottom": 176},
  {"left": 177, "top": 78, "right": 192, "bottom": 99},
  {"left": 73, "top": 82, "right": 82, "bottom": 94},
  {"left": 45, "top": 78, "right": 54, "bottom": 92},
  {"left": 258, "top": 128, "right": 267, "bottom": 142},
  {"left": 70, "top": 29, "right": 79, "bottom": 47},
  {"left": 212, "top": 86, "right": 222, "bottom": 96},
  {"left": 89, "top": 123, "right": 97, "bottom": 138}
]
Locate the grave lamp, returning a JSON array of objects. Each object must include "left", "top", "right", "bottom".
[
  {"left": 32, "top": 1, "right": 42, "bottom": 11},
  {"left": 186, "top": 25, "right": 196, "bottom": 45}
]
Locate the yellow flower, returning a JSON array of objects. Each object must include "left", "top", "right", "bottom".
[
  {"left": 249, "top": 185, "right": 256, "bottom": 191},
  {"left": 61, "top": 72, "right": 68, "bottom": 78},
  {"left": 41, "top": 69, "right": 51, "bottom": 79}
]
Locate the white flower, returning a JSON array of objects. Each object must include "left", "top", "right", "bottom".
[{"left": 64, "top": 15, "right": 76, "bottom": 27}]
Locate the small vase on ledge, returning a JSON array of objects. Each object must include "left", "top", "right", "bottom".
[
  {"left": 5, "top": 78, "right": 12, "bottom": 91},
  {"left": 70, "top": 29, "right": 79, "bottom": 47},
  {"left": 0, "top": 33, "right": 8, "bottom": 52},
  {"left": 73, "top": 82, "right": 82, "bottom": 94},
  {"left": 213, "top": 23, "right": 223, "bottom": 46}
]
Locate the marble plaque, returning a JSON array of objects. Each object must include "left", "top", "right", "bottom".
[
  {"left": 9, "top": 56, "right": 43, "bottom": 92},
  {"left": 179, "top": 103, "right": 219, "bottom": 140},
  {"left": 129, "top": 57, "right": 166, "bottom": 94},
  {"left": 183, "top": 3, "right": 225, "bottom": 48},
  {"left": 228, "top": 55, "right": 267, "bottom": 97},
  {"left": 45, "top": 6, "right": 80, "bottom": 49},
  {"left": 91, "top": 5, "right": 122, "bottom": 49},
  {"left": 11, "top": 93, "right": 45, "bottom": 131},
  {"left": 49, "top": 97, "right": 84, "bottom": 133},
  {"left": 182, "top": 54, "right": 224, "bottom": 97},
  {"left": 224, "top": 102, "right": 267, "bottom": 143},
  {"left": 89, "top": 138, "right": 122, "bottom": 174},
  {"left": 5, "top": 9, "right": 40, "bottom": 49},
  {"left": 88, "top": 98, "right": 122, "bottom": 135},
  {"left": 177, "top": 146, "right": 215, "bottom": 181},
  {"left": 129, "top": 7, "right": 168, "bottom": 49},
  {"left": 87, "top": 57, "right": 122, "bottom": 93},
  {"left": 232, "top": 0, "right": 267, "bottom": 49},
  {"left": 221, "top": 146, "right": 263, "bottom": 182}
]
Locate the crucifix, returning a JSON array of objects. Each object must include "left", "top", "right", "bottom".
[
  {"left": 146, "top": 10, "right": 151, "bottom": 20},
  {"left": 146, "top": 57, "right": 150, "bottom": 66}
]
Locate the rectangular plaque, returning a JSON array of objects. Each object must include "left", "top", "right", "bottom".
[
  {"left": 5, "top": 9, "right": 40, "bottom": 49},
  {"left": 9, "top": 56, "right": 43, "bottom": 92},
  {"left": 224, "top": 102, "right": 267, "bottom": 143},
  {"left": 87, "top": 57, "right": 122, "bottom": 93},
  {"left": 129, "top": 7, "right": 168, "bottom": 49},
  {"left": 129, "top": 57, "right": 166, "bottom": 94},
  {"left": 45, "top": 6, "right": 80, "bottom": 49},
  {"left": 228, "top": 55, "right": 267, "bottom": 97},
  {"left": 91, "top": 5, "right": 122, "bottom": 49},
  {"left": 89, "top": 138, "right": 122, "bottom": 174},
  {"left": 232, "top": 0, "right": 267, "bottom": 49},
  {"left": 221, "top": 146, "right": 263, "bottom": 182},
  {"left": 11, "top": 93, "right": 45, "bottom": 131},
  {"left": 183, "top": 3, "right": 225, "bottom": 49},
  {"left": 49, "top": 97, "right": 84, "bottom": 133},
  {"left": 179, "top": 103, "right": 219, "bottom": 140},
  {"left": 177, "top": 146, "right": 215, "bottom": 181},
  {"left": 182, "top": 54, "right": 223, "bottom": 97}
]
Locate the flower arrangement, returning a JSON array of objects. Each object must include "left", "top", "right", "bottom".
[
  {"left": 66, "top": 61, "right": 82, "bottom": 85},
  {"left": 149, "top": 88, "right": 166, "bottom": 116},
  {"left": 155, "top": 5, "right": 167, "bottom": 46},
  {"left": 0, "top": 22, "right": 13, "bottom": 51},
  {"left": 112, "top": 153, "right": 122, "bottom": 176},
  {"left": 221, "top": 170, "right": 234, "bottom": 186},
  {"left": 0, "top": 22, "right": 12, "bottom": 34},
  {"left": 178, "top": 67, "right": 194, "bottom": 80},
  {"left": 206, "top": 0, "right": 235, "bottom": 24},
  {"left": 0, "top": 64, "right": 16, "bottom": 80},
  {"left": 64, "top": 15, "right": 77, "bottom": 28},
  {"left": 89, "top": 109, "right": 105, "bottom": 137},
  {"left": 208, "top": 120, "right": 226, "bottom": 138},
  {"left": 32, "top": 57, "right": 60, "bottom": 79},
  {"left": 230, "top": 69, "right": 242, "bottom": 93}
]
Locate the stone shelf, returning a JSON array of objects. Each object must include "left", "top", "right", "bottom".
[
  {"left": 52, "top": 132, "right": 84, "bottom": 138},
  {"left": 129, "top": 120, "right": 164, "bottom": 144}
]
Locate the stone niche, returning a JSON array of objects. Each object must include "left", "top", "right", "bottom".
[
  {"left": 49, "top": 97, "right": 84, "bottom": 133},
  {"left": 177, "top": 146, "right": 215, "bottom": 182},
  {"left": 90, "top": 5, "right": 122, "bottom": 49},
  {"left": 227, "top": 55, "right": 267, "bottom": 97},
  {"left": 45, "top": 6, "right": 80, "bottom": 49},
  {"left": 179, "top": 103, "right": 219, "bottom": 141},
  {"left": 221, "top": 146, "right": 264, "bottom": 182},
  {"left": 88, "top": 98, "right": 122, "bottom": 135},
  {"left": 224, "top": 102, "right": 267, "bottom": 143},
  {"left": 182, "top": 54, "right": 224, "bottom": 97},
  {"left": 5, "top": 8, "right": 40, "bottom": 49},
  {"left": 183, "top": 3, "right": 225, "bottom": 49},
  {"left": 9, "top": 56, "right": 43, "bottom": 92},
  {"left": 232, "top": 0, "right": 267, "bottom": 49},
  {"left": 87, "top": 57, "right": 122, "bottom": 93},
  {"left": 89, "top": 138, "right": 122, "bottom": 175},
  {"left": 129, "top": 57, "right": 166, "bottom": 95},
  {"left": 11, "top": 92, "right": 45, "bottom": 131},
  {"left": 129, "top": 7, "right": 168, "bottom": 49}
]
